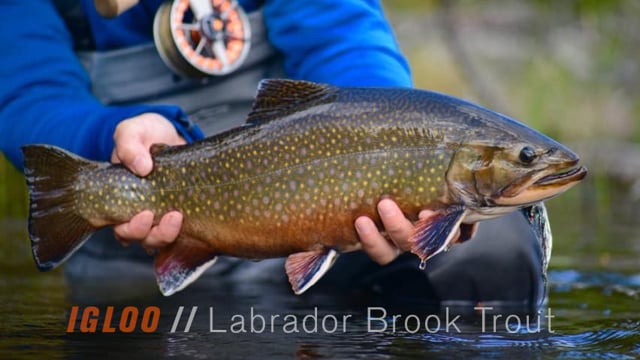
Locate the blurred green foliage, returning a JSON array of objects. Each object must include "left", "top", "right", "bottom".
[{"left": 0, "top": 154, "right": 27, "bottom": 218}]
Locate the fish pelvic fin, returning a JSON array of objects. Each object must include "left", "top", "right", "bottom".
[
  {"left": 21, "top": 145, "right": 102, "bottom": 271},
  {"left": 410, "top": 206, "right": 468, "bottom": 269},
  {"left": 154, "top": 235, "right": 218, "bottom": 296},
  {"left": 285, "top": 248, "right": 339, "bottom": 295}
]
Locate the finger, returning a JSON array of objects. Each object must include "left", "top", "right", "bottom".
[
  {"left": 377, "top": 198, "right": 415, "bottom": 251},
  {"left": 355, "top": 216, "right": 399, "bottom": 265},
  {"left": 112, "top": 127, "right": 154, "bottom": 176},
  {"left": 113, "top": 210, "right": 154, "bottom": 241},
  {"left": 143, "top": 211, "right": 183, "bottom": 248}
]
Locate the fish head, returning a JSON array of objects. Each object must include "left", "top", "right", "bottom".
[{"left": 445, "top": 109, "right": 587, "bottom": 209}]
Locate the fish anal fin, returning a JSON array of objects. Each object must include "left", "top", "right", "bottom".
[
  {"left": 285, "top": 248, "right": 339, "bottom": 295},
  {"left": 154, "top": 235, "right": 218, "bottom": 296},
  {"left": 410, "top": 206, "right": 467, "bottom": 268},
  {"left": 247, "top": 80, "right": 338, "bottom": 124}
]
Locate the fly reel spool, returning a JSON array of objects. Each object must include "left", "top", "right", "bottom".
[{"left": 153, "top": 0, "right": 251, "bottom": 78}]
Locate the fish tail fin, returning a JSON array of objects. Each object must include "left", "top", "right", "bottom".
[{"left": 22, "top": 145, "right": 100, "bottom": 271}]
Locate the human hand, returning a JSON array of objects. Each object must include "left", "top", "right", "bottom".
[
  {"left": 355, "top": 199, "right": 460, "bottom": 265},
  {"left": 110, "top": 113, "right": 186, "bottom": 250}
]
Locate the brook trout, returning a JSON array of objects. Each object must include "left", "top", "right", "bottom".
[{"left": 22, "top": 79, "right": 586, "bottom": 296}]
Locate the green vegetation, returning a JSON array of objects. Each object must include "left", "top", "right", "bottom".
[{"left": 0, "top": 154, "right": 27, "bottom": 218}]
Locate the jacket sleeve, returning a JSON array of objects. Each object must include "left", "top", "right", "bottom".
[
  {"left": 262, "top": 0, "right": 412, "bottom": 87},
  {"left": 0, "top": 0, "right": 203, "bottom": 171}
]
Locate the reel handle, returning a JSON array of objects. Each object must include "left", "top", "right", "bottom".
[{"left": 94, "top": 0, "right": 140, "bottom": 17}]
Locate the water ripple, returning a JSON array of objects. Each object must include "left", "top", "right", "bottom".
[{"left": 413, "top": 320, "right": 640, "bottom": 358}]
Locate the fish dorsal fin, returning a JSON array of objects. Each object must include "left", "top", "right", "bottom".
[{"left": 246, "top": 79, "right": 338, "bottom": 124}]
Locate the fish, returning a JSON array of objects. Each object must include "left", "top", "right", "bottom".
[{"left": 22, "top": 79, "right": 587, "bottom": 296}]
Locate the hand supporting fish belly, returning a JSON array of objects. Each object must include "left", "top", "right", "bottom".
[{"left": 22, "top": 79, "right": 586, "bottom": 296}]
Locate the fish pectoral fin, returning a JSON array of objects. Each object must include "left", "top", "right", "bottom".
[
  {"left": 410, "top": 206, "right": 468, "bottom": 268},
  {"left": 154, "top": 235, "right": 218, "bottom": 296},
  {"left": 285, "top": 248, "right": 339, "bottom": 295}
]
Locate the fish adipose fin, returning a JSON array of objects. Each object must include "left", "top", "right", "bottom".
[
  {"left": 285, "top": 248, "right": 339, "bottom": 295},
  {"left": 410, "top": 206, "right": 468, "bottom": 269},
  {"left": 154, "top": 235, "right": 218, "bottom": 296},
  {"left": 247, "top": 79, "right": 338, "bottom": 124},
  {"left": 22, "top": 145, "right": 102, "bottom": 271}
]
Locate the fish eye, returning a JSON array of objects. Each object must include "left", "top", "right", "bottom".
[{"left": 519, "top": 146, "right": 537, "bottom": 164}]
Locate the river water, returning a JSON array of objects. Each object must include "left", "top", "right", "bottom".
[{"left": 0, "top": 171, "right": 638, "bottom": 359}]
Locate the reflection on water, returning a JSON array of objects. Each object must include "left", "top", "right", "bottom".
[{"left": 1, "top": 174, "right": 639, "bottom": 359}]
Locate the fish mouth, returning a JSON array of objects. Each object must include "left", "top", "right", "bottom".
[
  {"left": 533, "top": 164, "right": 587, "bottom": 187},
  {"left": 495, "top": 163, "right": 587, "bottom": 206}
]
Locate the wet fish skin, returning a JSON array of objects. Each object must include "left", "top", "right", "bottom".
[{"left": 22, "top": 79, "right": 586, "bottom": 296}]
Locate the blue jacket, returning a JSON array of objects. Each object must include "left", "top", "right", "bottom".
[{"left": 0, "top": 0, "right": 411, "bottom": 170}]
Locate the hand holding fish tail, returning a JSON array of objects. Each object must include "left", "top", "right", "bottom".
[
  {"left": 110, "top": 113, "right": 186, "bottom": 176},
  {"left": 110, "top": 113, "right": 186, "bottom": 249},
  {"left": 356, "top": 199, "right": 460, "bottom": 265}
]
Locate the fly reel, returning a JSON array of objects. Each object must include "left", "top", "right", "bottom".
[{"left": 153, "top": 0, "right": 251, "bottom": 77}]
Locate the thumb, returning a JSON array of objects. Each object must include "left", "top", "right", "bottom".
[
  {"left": 112, "top": 113, "right": 186, "bottom": 176},
  {"left": 127, "top": 152, "right": 153, "bottom": 177},
  {"left": 112, "top": 133, "right": 154, "bottom": 177}
]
